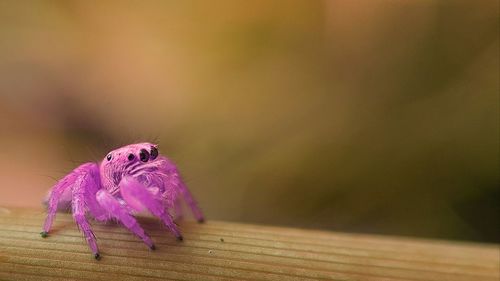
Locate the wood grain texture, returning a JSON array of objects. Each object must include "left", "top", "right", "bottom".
[{"left": 0, "top": 207, "right": 498, "bottom": 281}]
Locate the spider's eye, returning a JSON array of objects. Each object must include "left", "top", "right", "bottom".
[
  {"left": 106, "top": 154, "right": 112, "bottom": 161},
  {"left": 127, "top": 154, "right": 135, "bottom": 161},
  {"left": 139, "top": 149, "right": 149, "bottom": 162},
  {"left": 150, "top": 147, "right": 158, "bottom": 160}
]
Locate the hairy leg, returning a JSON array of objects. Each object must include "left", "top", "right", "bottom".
[
  {"left": 176, "top": 179, "right": 204, "bottom": 223},
  {"left": 96, "top": 189, "right": 155, "bottom": 249},
  {"left": 137, "top": 156, "right": 204, "bottom": 222},
  {"left": 173, "top": 198, "right": 183, "bottom": 221},
  {"left": 42, "top": 163, "right": 98, "bottom": 237},
  {"left": 72, "top": 173, "right": 100, "bottom": 259},
  {"left": 120, "top": 176, "right": 182, "bottom": 240}
]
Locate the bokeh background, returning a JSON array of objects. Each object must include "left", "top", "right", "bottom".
[{"left": 0, "top": 1, "right": 498, "bottom": 243}]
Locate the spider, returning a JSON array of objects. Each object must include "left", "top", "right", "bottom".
[{"left": 41, "top": 142, "right": 204, "bottom": 260}]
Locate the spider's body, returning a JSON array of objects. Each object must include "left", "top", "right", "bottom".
[{"left": 41, "top": 142, "right": 204, "bottom": 259}]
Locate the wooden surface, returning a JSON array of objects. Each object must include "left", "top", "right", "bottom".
[{"left": 0, "top": 207, "right": 498, "bottom": 281}]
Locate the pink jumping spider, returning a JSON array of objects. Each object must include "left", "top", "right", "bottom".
[{"left": 41, "top": 142, "right": 204, "bottom": 260}]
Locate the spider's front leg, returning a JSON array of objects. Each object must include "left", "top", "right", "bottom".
[
  {"left": 95, "top": 189, "right": 155, "bottom": 250},
  {"left": 159, "top": 160, "right": 204, "bottom": 223},
  {"left": 72, "top": 174, "right": 100, "bottom": 259},
  {"left": 41, "top": 163, "right": 98, "bottom": 237},
  {"left": 176, "top": 181, "right": 205, "bottom": 223},
  {"left": 42, "top": 162, "right": 102, "bottom": 259},
  {"left": 120, "top": 176, "right": 183, "bottom": 240}
]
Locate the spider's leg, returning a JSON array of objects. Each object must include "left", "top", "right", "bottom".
[
  {"left": 120, "top": 176, "right": 182, "bottom": 240},
  {"left": 42, "top": 162, "right": 98, "bottom": 236},
  {"left": 42, "top": 181, "right": 72, "bottom": 237},
  {"left": 95, "top": 189, "right": 155, "bottom": 249},
  {"left": 173, "top": 198, "right": 183, "bottom": 221},
  {"left": 173, "top": 176, "right": 204, "bottom": 223},
  {"left": 72, "top": 173, "right": 100, "bottom": 259}
]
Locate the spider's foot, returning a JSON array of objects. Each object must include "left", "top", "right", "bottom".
[
  {"left": 94, "top": 253, "right": 101, "bottom": 260},
  {"left": 40, "top": 231, "right": 48, "bottom": 238},
  {"left": 149, "top": 244, "right": 156, "bottom": 250},
  {"left": 176, "top": 235, "right": 183, "bottom": 241},
  {"left": 197, "top": 218, "right": 205, "bottom": 224}
]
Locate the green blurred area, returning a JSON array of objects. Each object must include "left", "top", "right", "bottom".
[{"left": 0, "top": 1, "right": 498, "bottom": 242}]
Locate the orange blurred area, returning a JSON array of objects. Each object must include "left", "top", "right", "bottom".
[{"left": 0, "top": 0, "right": 498, "bottom": 242}]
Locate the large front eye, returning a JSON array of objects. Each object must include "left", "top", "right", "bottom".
[
  {"left": 139, "top": 149, "right": 149, "bottom": 162},
  {"left": 150, "top": 147, "right": 158, "bottom": 160}
]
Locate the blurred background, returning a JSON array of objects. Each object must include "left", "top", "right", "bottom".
[{"left": 0, "top": 0, "right": 498, "bottom": 243}]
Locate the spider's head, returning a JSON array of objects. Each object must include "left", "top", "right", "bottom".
[{"left": 100, "top": 142, "right": 160, "bottom": 187}]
